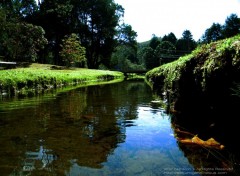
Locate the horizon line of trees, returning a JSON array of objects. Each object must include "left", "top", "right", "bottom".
[
  {"left": 111, "top": 13, "right": 240, "bottom": 71},
  {"left": 0, "top": 0, "right": 239, "bottom": 71}
]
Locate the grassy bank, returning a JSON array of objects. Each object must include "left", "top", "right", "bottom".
[
  {"left": 146, "top": 34, "right": 240, "bottom": 94},
  {"left": 0, "top": 63, "right": 124, "bottom": 96},
  {"left": 146, "top": 34, "right": 240, "bottom": 112}
]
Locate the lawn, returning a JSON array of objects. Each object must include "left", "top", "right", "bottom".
[{"left": 0, "top": 63, "right": 124, "bottom": 95}]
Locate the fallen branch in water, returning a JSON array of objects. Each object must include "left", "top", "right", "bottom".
[{"left": 175, "top": 128, "right": 225, "bottom": 150}]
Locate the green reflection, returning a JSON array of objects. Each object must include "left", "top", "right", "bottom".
[{"left": 0, "top": 80, "right": 152, "bottom": 175}]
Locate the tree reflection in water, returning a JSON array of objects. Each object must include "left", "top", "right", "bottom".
[{"left": 0, "top": 81, "right": 153, "bottom": 175}]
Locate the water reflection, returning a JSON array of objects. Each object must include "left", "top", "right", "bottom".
[{"left": 0, "top": 81, "right": 197, "bottom": 175}]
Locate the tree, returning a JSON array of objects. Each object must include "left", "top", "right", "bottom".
[
  {"left": 37, "top": 0, "right": 125, "bottom": 68},
  {"left": 3, "top": 22, "right": 47, "bottom": 62},
  {"left": 155, "top": 41, "right": 176, "bottom": 64},
  {"left": 176, "top": 30, "right": 196, "bottom": 55},
  {"left": 0, "top": 0, "right": 38, "bottom": 20},
  {"left": 223, "top": 13, "right": 240, "bottom": 38},
  {"left": 142, "top": 47, "right": 158, "bottom": 70},
  {"left": 0, "top": 1, "right": 47, "bottom": 62},
  {"left": 60, "top": 33, "right": 86, "bottom": 67},
  {"left": 162, "top": 32, "right": 177, "bottom": 45},
  {"left": 149, "top": 34, "right": 160, "bottom": 50},
  {"left": 117, "top": 23, "right": 137, "bottom": 49},
  {"left": 201, "top": 23, "right": 223, "bottom": 43},
  {"left": 37, "top": 0, "right": 73, "bottom": 65},
  {"left": 0, "top": 9, "right": 7, "bottom": 57}
]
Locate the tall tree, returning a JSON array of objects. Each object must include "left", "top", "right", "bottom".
[
  {"left": 0, "top": 0, "right": 38, "bottom": 19},
  {"left": 83, "top": 0, "right": 124, "bottom": 68},
  {"left": 149, "top": 34, "right": 160, "bottom": 50},
  {"left": 37, "top": 0, "right": 124, "bottom": 68},
  {"left": 201, "top": 23, "right": 223, "bottom": 43},
  {"left": 162, "top": 32, "right": 177, "bottom": 45},
  {"left": 117, "top": 23, "right": 137, "bottom": 49},
  {"left": 155, "top": 41, "right": 176, "bottom": 64},
  {"left": 37, "top": 0, "right": 73, "bottom": 65},
  {"left": 0, "top": 2, "right": 47, "bottom": 62},
  {"left": 223, "top": 13, "right": 240, "bottom": 38},
  {"left": 3, "top": 22, "right": 47, "bottom": 62},
  {"left": 143, "top": 47, "right": 158, "bottom": 69},
  {"left": 176, "top": 30, "right": 196, "bottom": 55}
]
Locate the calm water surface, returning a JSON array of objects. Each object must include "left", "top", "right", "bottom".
[{"left": 1, "top": 81, "right": 234, "bottom": 175}]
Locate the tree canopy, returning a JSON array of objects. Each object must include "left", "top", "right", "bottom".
[
  {"left": 0, "top": 1, "right": 239, "bottom": 71},
  {"left": 0, "top": 0, "right": 137, "bottom": 69},
  {"left": 201, "top": 13, "right": 240, "bottom": 43}
]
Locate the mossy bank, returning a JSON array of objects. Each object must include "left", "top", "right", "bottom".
[
  {"left": 146, "top": 34, "right": 240, "bottom": 114},
  {"left": 0, "top": 63, "right": 124, "bottom": 96}
]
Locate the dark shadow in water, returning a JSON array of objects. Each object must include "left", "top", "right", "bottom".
[{"left": 169, "top": 92, "right": 240, "bottom": 175}]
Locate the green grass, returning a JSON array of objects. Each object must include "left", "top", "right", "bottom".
[
  {"left": 0, "top": 63, "right": 124, "bottom": 95},
  {"left": 146, "top": 34, "right": 240, "bottom": 91}
]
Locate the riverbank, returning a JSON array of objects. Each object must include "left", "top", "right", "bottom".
[
  {"left": 145, "top": 34, "right": 240, "bottom": 157},
  {"left": 0, "top": 63, "right": 124, "bottom": 96},
  {"left": 146, "top": 34, "right": 240, "bottom": 113}
]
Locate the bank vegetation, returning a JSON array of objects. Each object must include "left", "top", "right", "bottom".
[
  {"left": 146, "top": 34, "right": 240, "bottom": 113},
  {"left": 0, "top": 63, "right": 124, "bottom": 96}
]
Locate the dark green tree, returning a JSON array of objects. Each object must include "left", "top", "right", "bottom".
[
  {"left": 201, "top": 23, "right": 223, "bottom": 43},
  {"left": 162, "top": 32, "right": 177, "bottom": 45},
  {"left": 117, "top": 23, "right": 137, "bottom": 49},
  {"left": 0, "top": 0, "right": 38, "bottom": 20},
  {"left": 3, "top": 22, "right": 47, "bottom": 62},
  {"left": 176, "top": 30, "right": 196, "bottom": 55},
  {"left": 37, "top": 0, "right": 124, "bottom": 68},
  {"left": 149, "top": 34, "right": 160, "bottom": 50},
  {"left": 143, "top": 47, "right": 158, "bottom": 70},
  {"left": 0, "top": 4, "right": 47, "bottom": 62},
  {"left": 223, "top": 13, "right": 240, "bottom": 38},
  {"left": 155, "top": 41, "right": 176, "bottom": 64},
  {"left": 37, "top": 0, "right": 73, "bottom": 65},
  {"left": 110, "top": 45, "right": 144, "bottom": 71}
]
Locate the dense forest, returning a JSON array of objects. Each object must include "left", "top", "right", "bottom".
[{"left": 0, "top": 1, "right": 239, "bottom": 71}]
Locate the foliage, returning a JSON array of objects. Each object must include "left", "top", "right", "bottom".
[
  {"left": 0, "top": 63, "right": 124, "bottom": 95},
  {"left": 142, "top": 47, "right": 159, "bottom": 70},
  {"left": 223, "top": 13, "right": 240, "bottom": 38},
  {"left": 176, "top": 30, "right": 197, "bottom": 55},
  {"left": 149, "top": 35, "right": 160, "bottom": 50},
  {"left": 201, "top": 13, "right": 240, "bottom": 44},
  {"left": 135, "top": 30, "right": 197, "bottom": 72},
  {"left": 162, "top": 32, "right": 177, "bottom": 45},
  {"left": 110, "top": 45, "right": 143, "bottom": 71},
  {"left": 201, "top": 23, "right": 223, "bottom": 43},
  {"left": 0, "top": 0, "right": 38, "bottom": 19},
  {"left": 117, "top": 23, "right": 138, "bottom": 49},
  {"left": 231, "top": 82, "right": 240, "bottom": 97},
  {"left": 1, "top": 1, "right": 239, "bottom": 72},
  {"left": 36, "top": 0, "right": 127, "bottom": 68},
  {"left": 155, "top": 41, "right": 176, "bottom": 59},
  {"left": 146, "top": 34, "right": 240, "bottom": 106},
  {"left": 60, "top": 33, "right": 87, "bottom": 67},
  {"left": 1, "top": 22, "right": 47, "bottom": 62}
]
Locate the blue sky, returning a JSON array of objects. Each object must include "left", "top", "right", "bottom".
[{"left": 114, "top": 0, "right": 240, "bottom": 42}]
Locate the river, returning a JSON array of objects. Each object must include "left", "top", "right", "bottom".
[{"left": 0, "top": 80, "right": 238, "bottom": 175}]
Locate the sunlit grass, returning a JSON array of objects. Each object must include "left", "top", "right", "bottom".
[{"left": 0, "top": 63, "right": 124, "bottom": 94}]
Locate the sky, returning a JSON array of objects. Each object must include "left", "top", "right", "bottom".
[{"left": 114, "top": 0, "right": 240, "bottom": 42}]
